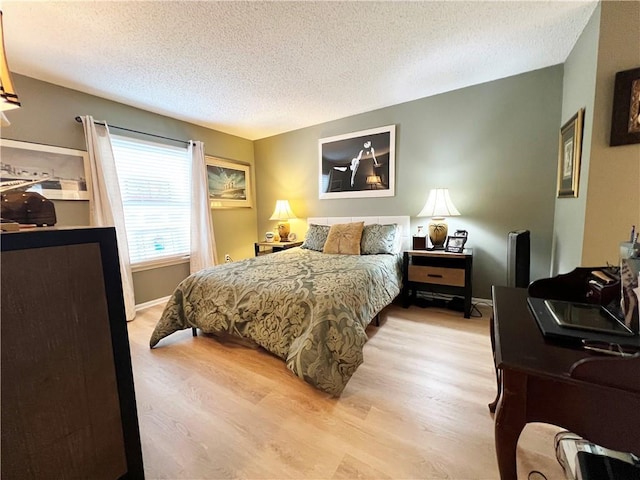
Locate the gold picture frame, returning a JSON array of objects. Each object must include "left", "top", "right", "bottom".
[
  {"left": 205, "top": 156, "right": 253, "bottom": 209},
  {"left": 557, "top": 108, "right": 584, "bottom": 198}
]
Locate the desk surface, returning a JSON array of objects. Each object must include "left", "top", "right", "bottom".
[
  {"left": 404, "top": 248, "right": 472, "bottom": 257},
  {"left": 494, "top": 286, "right": 640, "bottom": 389},
  {"left": 493, "top": 286, "right": 593, "bottom": 376}
]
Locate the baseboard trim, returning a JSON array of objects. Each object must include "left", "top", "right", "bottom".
[{"left": 136, "top": 295, "right": 171, "bottom": 312}]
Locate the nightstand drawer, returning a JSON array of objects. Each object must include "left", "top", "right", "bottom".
[{"left": 408, "top": 265, "right": 465, "bottom": 287}]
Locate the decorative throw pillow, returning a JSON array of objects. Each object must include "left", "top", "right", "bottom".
[
  {"left": 361, "top": 224, "right": 397, "bottom": 254},
  {"left": 392, "top": 224, "right": 403, "bottom": 253},
  {"left": 323, "top": 222, "right": 365, "bottom": 255},
  {"left": 301, "top": 224, "right": 330, "bottom": 251}
]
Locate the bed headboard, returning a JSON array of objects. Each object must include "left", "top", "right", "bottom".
[{"left": 306, "top": 216, "right": 411, "bottom": 251}]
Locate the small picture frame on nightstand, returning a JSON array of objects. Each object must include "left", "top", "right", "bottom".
[{"left": 445, "top": 235, "right": 467, "bottom": 253}]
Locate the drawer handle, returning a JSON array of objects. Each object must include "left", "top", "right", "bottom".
[{"left": 427, "top": 274, "right": 443, "bottom": 278}]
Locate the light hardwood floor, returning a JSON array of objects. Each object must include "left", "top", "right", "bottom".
[{"left": 127, "top": 303, "right": 566, "bottom": 479}]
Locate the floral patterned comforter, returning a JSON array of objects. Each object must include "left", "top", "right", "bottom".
[{"left": 149, "top": 247, "right": 402, "bottom": 395}]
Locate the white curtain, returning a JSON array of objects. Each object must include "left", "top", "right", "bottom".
[
  {"left": 80, "top": 115, "right": 136, "bottom": 321},
  {"left": 189, "top": 140, "right": 217, "bottom": 273}
]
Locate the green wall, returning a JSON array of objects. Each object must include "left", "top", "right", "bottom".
[
  {"left": 255, "top": 67, "right": 564, "bottom": 299},
  {"left": 552, "top": 3, "right": 600, "bottom": 275},
  {"left": 3, "top": 66, "right": 566, "bottom": 302},
  {"left": 553, "top": 1, "right": 640, "bottom": 272},
  {"left": 3, "top": 4, "right": 630, "bottom": 305},
  {"left": 2, "top": 74, "right": 256, "bottom": 304}
]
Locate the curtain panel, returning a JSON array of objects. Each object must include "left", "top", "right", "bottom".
[
  {"left": 80, "top": 115, "right": 136, "bottom": 321},
  {"left": 190, "top": 140, "right": 217, "bottom": 273}
]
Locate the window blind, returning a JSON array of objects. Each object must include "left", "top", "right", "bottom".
[{"left": 110, "top": 135, "right": 191, "bottom": 267}]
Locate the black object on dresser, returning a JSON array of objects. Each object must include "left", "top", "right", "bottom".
[
  {"left": 1, "top": 227, "right": 144, "bottom": 479},
  {"left": 402, "top": 249, "right": 473, "bottom": 318},
  {"left": 1, "top": 190, "right": 57, "bottom": 226}
]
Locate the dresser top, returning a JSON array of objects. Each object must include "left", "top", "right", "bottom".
[{"left": 405, "top": 248, "right": 472, "bottom": 257}]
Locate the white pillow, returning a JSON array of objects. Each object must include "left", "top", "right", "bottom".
[{"left": 392, "top": 224, "right": 403, "bottom": 254}]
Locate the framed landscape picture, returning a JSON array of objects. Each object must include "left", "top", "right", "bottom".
[
  {"left": 0, "top": 139, "right": 89, "bottom": 200},
  {"left": 205, "top": 156, "right": 253, "bottom": 208},
  {"left": 557, "top": 109, "right": 584, "bottom": 198},
  {"left": 319, "top": 124, "right": 395, "bottom": 199}
]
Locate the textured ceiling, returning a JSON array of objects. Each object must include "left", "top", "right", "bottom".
[{"left": 3, "top": 1, "right": 597, "bottom": 140}]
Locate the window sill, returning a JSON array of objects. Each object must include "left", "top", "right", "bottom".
[{"left": 131, "top": 255, "right": 189, "bottom": 273}]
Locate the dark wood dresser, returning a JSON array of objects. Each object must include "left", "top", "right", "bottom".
[{"left": 1, "top": 227, "right": 144, "bottom": 479}]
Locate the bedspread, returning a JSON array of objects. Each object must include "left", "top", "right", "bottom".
[{"left": 149, "top": 247, "right": 402, "bottom": 395}]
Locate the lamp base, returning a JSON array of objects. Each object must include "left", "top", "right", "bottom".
[
  {"left": 428, "top": 218, "right": 448, "bottom": 249},
  {"left": 277, "top": 222, "right": 290, "bottom": 242}
]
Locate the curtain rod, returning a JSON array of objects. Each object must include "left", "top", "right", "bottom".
[{"left": 74, "top": 116, "right": 189, "bottom": 145}]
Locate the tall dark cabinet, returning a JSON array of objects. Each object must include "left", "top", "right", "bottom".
[{"left": 1, "top": 227, "right": 144, "bottom": 479}]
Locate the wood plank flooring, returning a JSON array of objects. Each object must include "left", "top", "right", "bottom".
[{"left": 127, "top": 303, "right": 566, "bottom": 479}]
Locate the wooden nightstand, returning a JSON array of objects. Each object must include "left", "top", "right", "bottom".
[
  {"left": 402, "top": 248, "right": 473, "bottom": 318},
  {"left": 254, "top": 241, "right": 303, "bottom": 256}
]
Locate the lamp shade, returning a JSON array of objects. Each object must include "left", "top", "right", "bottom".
[
  {"left": 0, "top": 11, "right": 21, "bottom": 112},
  {"left": 417, "top": 188, "right": 460, "bottom": 219},
  {"left": 366, "top": 175, "right": 381, "bottom": 185},
  {"left": 269, "top": 200, "right": 296, "bottom": 221},
  {"left": 269, "top": 200, "right": 296, "bottom": 242}
]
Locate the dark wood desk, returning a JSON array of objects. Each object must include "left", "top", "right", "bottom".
[{"left": 490, "top": 286, "right": 640, "bottom": 480}]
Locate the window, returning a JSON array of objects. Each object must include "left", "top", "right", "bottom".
[{"left": 110, "top": 135, "right": 191, "bottom": 269}]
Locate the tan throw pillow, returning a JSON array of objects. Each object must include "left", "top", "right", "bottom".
[{"left": 323, "top": 222, "right": 365, "bottom": 255}]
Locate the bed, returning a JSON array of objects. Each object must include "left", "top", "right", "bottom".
[{"left": 149, "top": 216, "right": 410, "bottom": 396}]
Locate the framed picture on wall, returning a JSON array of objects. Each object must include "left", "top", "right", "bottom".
[
  {"left": 610, "top": 67, "right": 640, "bottom": 146},
  {"left": 205, "top": 156, "right": 253, "bottom": 208},
  {"left": 0, "top": 139, "right": 89, "bottom": 200},
  {"left": 557, "top": 108, "right": 584, "bottom": 198},
  {"left": 318, "top": 124, "right": 395, "bottom": 199}
]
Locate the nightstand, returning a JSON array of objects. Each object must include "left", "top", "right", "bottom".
[
  {"left": 254, "top": 241, "right": 303, "bottom": 256},
  {"left": 402, "top": 248, "right": 473, "bottom": 318}
]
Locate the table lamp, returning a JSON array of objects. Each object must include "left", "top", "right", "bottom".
[
  {"left": 417, "top": 188, "right": 460, "bottom": 249},
  {"left": 366, "top": 175, "right": 382, "bottom": 189},
  {"left": 269, "top": 199, "right": 296, "bottom": 242},
  {"left": 0, "top": 11, "right": 21, "bottom": 111}
]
